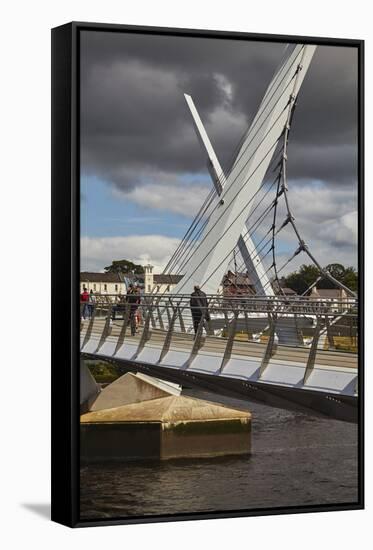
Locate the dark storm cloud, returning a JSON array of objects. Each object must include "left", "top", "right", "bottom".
[{"left": 80, "top": 31, "right": 358, "bottom": 191}]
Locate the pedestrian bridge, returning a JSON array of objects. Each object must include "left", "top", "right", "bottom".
[
  {"left": 80, "top": 44, "right": 360, "bottom": 423},
  {"left": 80, "top": 294, "right": 358, "bottom": 422}
]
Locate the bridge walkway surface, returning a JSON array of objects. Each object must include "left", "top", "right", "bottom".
[{"left": 80, "top": 314, "right": 358, "bottom": 422}]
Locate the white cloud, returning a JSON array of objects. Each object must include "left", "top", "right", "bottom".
[
  {"left": 81, "top": 180, "right": 358, "bottom": 283},
  {"left": 81, "top": 234, "right": 180, "bottom": 273},
  {"left": 283, "top": 184, "right": 357, "bottom": 251},
  {"left": 248, "top": 182, "right": 358, "bottom": 276},
  {"left": 327, "top": 210, "right": 358, "bottom": 246},
  {"left": 205, "top": 104, "right": 247, "bottom": 147},
  {"left": 112, "top": 175, "right": 211, "bottom": 218},
  {"left": 213, "top": 73, "right": 234, "bottom": 103}
]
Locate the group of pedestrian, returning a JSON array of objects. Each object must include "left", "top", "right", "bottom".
[
  {"left": 80, "top": 284, "right": 141, "bottom": 336},
  {"left": 81, "top": 283, "right": 210, "bottom": 337}
]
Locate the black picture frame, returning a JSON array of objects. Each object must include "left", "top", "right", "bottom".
[{"left": 51, "top": 21, "right": 364, "bottom": 528}]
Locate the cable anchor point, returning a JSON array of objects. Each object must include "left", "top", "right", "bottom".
[
  {"left": 295, "top": 241, "right": 308, "bottom": 256},
  {"left": 279, "top": 214, "right": 294, "bottom": 231}
]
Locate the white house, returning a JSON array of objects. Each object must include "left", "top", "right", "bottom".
[
  {"left": 309, "top": 286, "right": 355, "bottom": 312},
  {"left": 80, "top": 272, "right": 125, "bottom": 298},
  {"left": 80, "top": 266, "right": 183, "bottom": 299}
]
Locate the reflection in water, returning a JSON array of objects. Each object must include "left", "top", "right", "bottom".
[{"left": 80, "top": 389, "right": 358, "bottom": 520}]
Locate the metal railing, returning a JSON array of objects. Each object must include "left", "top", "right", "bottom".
[
  {"left": 80, "top": 293, "right": 358, "bottom": 392},
  {"left": 80, "top": 292, "right": 357, "bottom": 314},
  {"left": 80, "top": 293, "right": 358, "bottom": 362}
]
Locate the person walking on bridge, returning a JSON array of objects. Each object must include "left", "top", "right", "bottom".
[
  {"left": 190, "top": 285, "right": 210, "bottom": 335},
  {"left": 126, "top": 284, "right": 141, "bottom": 336},
  {"left": 88, "top": 289, "right": 96, "bottom": 319},
  {"left": 80, "top": 287, "right": 89, "bottom": 320}
]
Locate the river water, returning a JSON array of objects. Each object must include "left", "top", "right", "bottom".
[{"left": 80, "top": 388, "right": 359, "bottom": 521}]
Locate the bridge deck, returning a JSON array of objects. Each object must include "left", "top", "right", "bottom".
[
  {"left": 82, "top": 320, "right": 357, "bottom": 365},
  {"left": 80, "top": 318, "right": 357, "bottom": 397}
]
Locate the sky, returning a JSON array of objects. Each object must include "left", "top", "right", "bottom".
[{"left": 80, "top": 31, "right": 358, "bottom": 277}]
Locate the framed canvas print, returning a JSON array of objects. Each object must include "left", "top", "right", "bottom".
[{"left": 51, "top": 22, "right": 364, "bottom": 527}]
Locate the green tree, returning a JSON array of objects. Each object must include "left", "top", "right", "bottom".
[
  {"left": 283, "top": 264, "right": 320, "bottom": 295},
  {"left": 324, "top": 263, "right": 345, "bottom": 281},
  {"left": 341, "top": 267, "right": 358, "bottom": 292},
  {"left": 320, "top": 263, "right": 358, "bottom": 292},
  {"left": 284, "top": 263, "right": 358, "bottom": 294},
  {"left": 317, "top": 263, "right": 346, "bottom": 289},
  {"left": 104, "top": 259, "right": 144, "bottom": 274}
]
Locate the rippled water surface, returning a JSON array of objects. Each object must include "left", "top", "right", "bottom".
[{"left": 80, "top": 389, "right": 359, "bottom": 520}]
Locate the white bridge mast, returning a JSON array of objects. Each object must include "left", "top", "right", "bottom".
[
  {"left": 184, "top": 93, "right": 274, "bottom": 296},
  {"left": 172, "top": 44, "right": 316, "bottom": 296}
]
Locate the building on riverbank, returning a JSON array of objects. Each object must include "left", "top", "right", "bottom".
[
  {"left": 80, "top": 272, "right": 125, "bottom": 296},
  {"left": 80, "top": 265, "right": 184, "bottom": 298}
]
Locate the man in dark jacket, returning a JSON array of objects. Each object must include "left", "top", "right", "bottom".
[
  {"left": 126, "top": 284, "right": 141, "bottom": 336},
  {"left": 190, "top": 285, "right": 210, "bottom": 334}
]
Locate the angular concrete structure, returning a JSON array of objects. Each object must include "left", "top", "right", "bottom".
[
  {"left": 81, "top": 395, "right": 252, "bottom": 461},
  {"left": 80, "top": 360, "right": 100, "bottom": 413},
  {"left": 90, "top": 371, "right": 181, "bottom": 412}
]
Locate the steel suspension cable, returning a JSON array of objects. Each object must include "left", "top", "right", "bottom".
[
  {"left": 199, "top": 46, "right": 305, "bottom": 201},
  {"left": 174, "top": 130, "right": 286, "bottom": 293},
  {"left": 163, "top": 186, "right": 217, "bottom": 275},
  {"left": 198, "top": 194, "right": 279, "bottom": 290},
  {"left": 220, "top": 44, "right": 299, "bottom": 179},
  {"left": 173, "top": 152, "right": 282, "bottom": 280},
  {"left": 221, "top": 46, "right": 304, "bottom": 183},
  {"left": 163, "top": 52, "right": 304, "bottom": 281}
]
